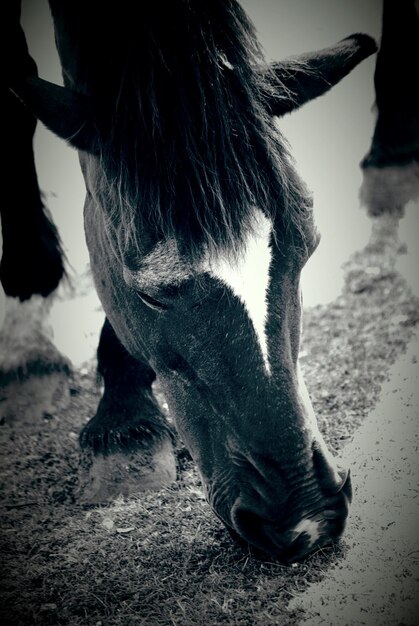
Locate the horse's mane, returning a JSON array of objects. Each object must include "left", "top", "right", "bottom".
[{"left": 51, "top": 0, "right": 312, "bottom": 261}]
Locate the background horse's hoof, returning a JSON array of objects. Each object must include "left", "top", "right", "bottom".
[
  {"left": 360, "top": 162, "right": 419, "bottom": 217},
  {"left": 76, "top": 436, "right": 177, "bottom": 504},
  {"left": 0, "top": 295, "right": 71, "bottom": 384}
]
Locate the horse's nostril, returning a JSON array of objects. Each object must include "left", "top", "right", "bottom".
[
  {"left": 231, "top": 501, "right": 289, "bottom": 556},
  {"left": 230, "top": 484, "right": 351, "bottom": 561},
  {"left": 231, "top": 505, "right": 327, "bottom": 561}
]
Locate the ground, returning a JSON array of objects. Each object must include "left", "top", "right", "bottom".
[{"left": 0, "top": 211, "right": 418, "bottom": 626}]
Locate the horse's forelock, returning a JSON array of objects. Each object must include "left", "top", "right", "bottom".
[{"left": 55, "top": 0, "right": 312, "bottom": 261}]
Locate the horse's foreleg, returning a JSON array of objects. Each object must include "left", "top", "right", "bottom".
[{"left": 77, "top": 318, "right": 176, "bottom": 503}]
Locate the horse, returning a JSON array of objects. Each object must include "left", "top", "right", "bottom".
[
  {"left": 360, "top": 0, "right": 419, "bottom": 216},
  {"left": 7, "top": 0, "right": 377, "bottom": 562}
]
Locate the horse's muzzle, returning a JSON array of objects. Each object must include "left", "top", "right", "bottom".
[{"left": 230, "top": 469, "right": 352, "bottom": 561}]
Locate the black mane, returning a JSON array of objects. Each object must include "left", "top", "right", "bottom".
[{"left": 50, "top": 0, "right": 312, "bottom": 260}]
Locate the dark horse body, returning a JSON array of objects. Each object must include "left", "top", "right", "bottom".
[{"left": 5, "top": 1, "right": 377, "bottom": 561}]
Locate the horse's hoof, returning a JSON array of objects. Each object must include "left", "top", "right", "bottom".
[
  {"left": 0, "top": 295, "right": 71, "bottom": 384},
  {"left": 76, "top": 436, "right": 176, "bottom": 504}
]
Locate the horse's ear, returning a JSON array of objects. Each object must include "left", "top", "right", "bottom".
[
  {"left": 9, "top": 77, "right": 98, "bottom": 152},
  {"left": 262, "top": 33, "right": 377, "bottom": 116}
]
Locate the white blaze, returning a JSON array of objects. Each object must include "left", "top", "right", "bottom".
[
  {"left": 293, "top": 518, "right": 322, "bottom": 548},
  {"left": 205, "top": 209, "right": 273, "bottom": 373}
]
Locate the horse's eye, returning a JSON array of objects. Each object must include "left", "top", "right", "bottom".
[{"left": 136, "top": 291, "right": 168, "bottom": 312}]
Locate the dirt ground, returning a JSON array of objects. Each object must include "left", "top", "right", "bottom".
[
  {"left": 289, "top": 334, "right": 418, "bottom": 625},
  {"left": 0, "top": 211, "right": 418, "bottom": 626}
]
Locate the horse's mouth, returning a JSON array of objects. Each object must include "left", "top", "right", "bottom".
[{"left": 222, "top": 482, "right": 351, "bottom": 562}]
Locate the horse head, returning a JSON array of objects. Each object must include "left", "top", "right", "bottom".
[
  {"left": 115, "top": 209, "right": 352, "bottom": 561},
  {"left": 9, "top": 0, "right": 376, "bottom": 560}
]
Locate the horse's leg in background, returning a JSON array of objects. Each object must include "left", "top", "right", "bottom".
[
  {"left": 1, "top": 6, "right": 68, "bottom": 383},
  {"left": 77, "top": 318, "right": 176, "bottom": 503},
  {"left": 360, "top": 0, "right": 419, "bottom": 216},
  {"left": 0, "top": 90, "right": 69, "bottom": 377},
  {"left": 2, "top": 3, "right": 65, "bottom": 301},
  {"left": 0, "top": 91, "right": 69, "bottom": 380}
]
